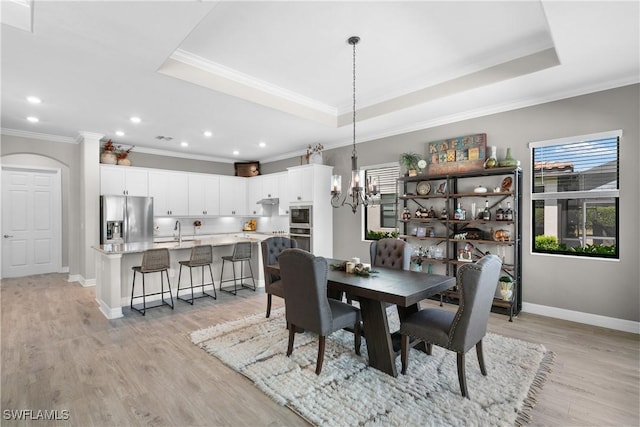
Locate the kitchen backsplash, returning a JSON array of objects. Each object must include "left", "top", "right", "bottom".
[{"left": 153, "top": 216, "right": 289, "bottom": 239}]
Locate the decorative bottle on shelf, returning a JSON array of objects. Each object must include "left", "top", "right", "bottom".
[
  {"left": 505, "top": 201, "right": 513, "bottom": 221},
  {"left": 440, "top": 207, "right": 448, "bottom": 220},
  {"left": 499, "top": 147, "right": 519, "bottom": 168},
  {"left": 482, "top": 200, "right": 491, "bottom": 220},
  {"left": 454, "top": 202, "right": 463, "bottom": 220},
  {"left": 484, "top": 146, "right": 498, "bottom": 168},
  {"left": 496, "top": 204, "right": 504, "bottom": 221}
]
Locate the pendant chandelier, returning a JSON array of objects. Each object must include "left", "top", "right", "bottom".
[{"left": 331, "top": 36, "right": 378, "bottom": 214}]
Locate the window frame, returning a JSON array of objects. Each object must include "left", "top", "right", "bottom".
[
  {"left": 362, "top": 162, "right": 400, "bottom": 241},
  {"left": 529, "top": 130, "right": 621, "bottom": 260}
]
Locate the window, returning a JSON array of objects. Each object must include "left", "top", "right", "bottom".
[
  {"left": 363, "top": 164, "right": 400, "bottom": 240},
  {"left": 529, "top": 130, "right": 620, "bottom": 259}
]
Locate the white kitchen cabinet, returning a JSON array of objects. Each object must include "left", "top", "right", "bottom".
[
  {"left": 247, "top": 176, "right": 265, "bottom": 216},
  {"left": 100, "top": 165, "right": 148, "bottom": 196},
  {"left": 287, "top": 166, "right": 314, "bottom": 203},
  {"left": 261, "top": 174, "right": 279, "bottom": 199},
  {"left": 276, "top": 172, "right": 289, "bottom": 216},
  {"left": 219, "top": 176, "right": 248, "bottom": 216},
  {"left": 188, "top": 174, "right": 220, "bottom": 216},
  {"left": 148, "top": 170, "right": 189, "bottom": 216}
]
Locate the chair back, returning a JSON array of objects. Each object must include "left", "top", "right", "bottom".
[
  {"left": 370, "top": 238, "right": 411, "bottom": 270},
  {"left": 232, "top": 241, "right": 252, "bottom": 260},
  {"left": 448, "top": 254, "right": 502, "bottom": 352},
  {"left": 140, "top": 248, "right": 170, "bottom": 272},
  {"left": 279, "top": 248, "right": 333, "bottom": 335},
  {"left": 189, "top": 245, "right": 212, "bottom": 265},
  {"left": 261, "top": 237, "right": 298, "bottom": 286}
]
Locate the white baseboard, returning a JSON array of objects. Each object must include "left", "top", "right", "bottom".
[
  {"left": 522, "top": 302, "right": 639, "bottom": 334},
  {"left": 97, "top": 298, "right": 123, "bottom": 320},
  {"left": 67, "top": 274, "right": 96, "bottom": 287}
]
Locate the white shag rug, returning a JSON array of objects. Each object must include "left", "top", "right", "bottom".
[{"left": 191, "top": 308, "right": 553, "bottom": 426}]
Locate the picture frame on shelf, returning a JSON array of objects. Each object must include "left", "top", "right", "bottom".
[
  {"left": 436, "top": 181, "right": 447, "bottom": 194},
  {"left": 416, "top": 226, "right": 427, "bottom": 238}
]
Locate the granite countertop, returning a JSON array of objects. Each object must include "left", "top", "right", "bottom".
[{"left": 94, "top": 235, "right": 257, "bottom": 255}]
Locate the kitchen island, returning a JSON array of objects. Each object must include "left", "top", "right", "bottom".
[{"left": 93, "top": 234, "right": 269, "bottom": 319}]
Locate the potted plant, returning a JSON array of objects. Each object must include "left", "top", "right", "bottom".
[
  {"left": 399, "top": 152, "right": 421, "bottom": 176},
  {"left": 115, "top": 145, "right": 134, "bottom": 166},
  {"left": 100, "top": 140, "right": 118, "bottom": 164},
  {"left": 499, "top": 275, "right": 513, "bottom": 301}
]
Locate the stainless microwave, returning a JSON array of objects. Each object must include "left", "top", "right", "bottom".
[{"left": 290, "top": 206, "right": 312, "bottom": 227}]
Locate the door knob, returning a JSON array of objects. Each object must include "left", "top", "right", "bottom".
[{"left": 3, "top": 234, "right": 14, "bottom": 238}]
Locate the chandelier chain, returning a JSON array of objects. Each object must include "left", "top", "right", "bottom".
[{"left": 352, "top": 38, "right": 357, "bottom": 158}]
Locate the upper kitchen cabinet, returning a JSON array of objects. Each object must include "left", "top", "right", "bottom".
[
  {"left": 247, "top": 174, "right": 282, "bottom": 216},
  {"left": 219, "top": 176, "right": 248, "bottom": 216},
  {"left": 287, "top": 164, "right": 333, "bottom": 204},
  {"left": 100, "top": 165, "right": 148, "bottom": 196},
  {"left": 276, "top": 172, "right": 289, "bottom": 216},
  {"left": 148, "top": 170, "right": 189, "bottom": 216},
  {"left": 188, "top": 173, "right": 220, "bottom": 216}
]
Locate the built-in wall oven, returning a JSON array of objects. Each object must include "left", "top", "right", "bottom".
[
  {"left": 289, "top": 206, "right": 312, "bottom": 252},
  {"left": 289, "top": 226, "right": 312, "bottom": 252}
]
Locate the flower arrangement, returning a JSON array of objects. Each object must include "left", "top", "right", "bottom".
[
  {"left": 307, "top": 143, "right": 324, "bottom": 156},
  {"left": 102, "top": 139, "right": 134, "bottom": 159}
]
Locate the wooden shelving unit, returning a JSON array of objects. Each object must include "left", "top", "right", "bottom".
[{"left": 397, "top": 167, "right": 522, "bottom": 320}]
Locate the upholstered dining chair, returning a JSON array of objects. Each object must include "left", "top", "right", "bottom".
[
  {"left": 399, "top": 254, "right": 502, "bottom": 399},
  {"left": 279, "top": 248, "right": 362, "bottom": 375},
  {"left": 370, "top": 238, "right": 412, "bottom": 270},
  {"left": 260, "top": 236, "right": 298, "bottom": 318}
]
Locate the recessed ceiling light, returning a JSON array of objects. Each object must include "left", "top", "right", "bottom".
[
  {"left": 27, "top": 116, "right": 39, "bottom": 123},
  {"left": 115, "top": 131, "right": 125, "bottom": 137},
  {"left": 181, "top": 141, "right": 188, "bottom": 147},
  {"left": 203, "top": 130, "right": 212, "bottom": 137},
  {"left": 233, "top": 150, "right": 239, "bottom": 156},
  {"left": 130, "top": 116, "right": 141, "bottom": 124},
  {"left": 259, "top": 142, "right": 266, "bottom": 148},
  {"left": 27, "top": 96, "right": 41, "bottom": 104}
]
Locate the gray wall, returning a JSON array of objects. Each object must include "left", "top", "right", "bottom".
[{"left": 312, "top": 84, "right": 639, "bottom": 322}]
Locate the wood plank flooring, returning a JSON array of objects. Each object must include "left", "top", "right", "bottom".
[{"left": 1, "top": 273, "right": 638, "bottom": 426}]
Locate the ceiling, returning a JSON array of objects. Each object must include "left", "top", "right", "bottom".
[{"left": 1, "top": 1, "right": 638, "bottom": 163}]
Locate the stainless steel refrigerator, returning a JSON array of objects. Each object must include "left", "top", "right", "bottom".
[{"left": 100, "top": 196, "right": 154, "bottom": 244}]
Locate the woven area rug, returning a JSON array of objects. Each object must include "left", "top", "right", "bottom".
[{"left": 191, "top": 308, "right": 553, "bottom": 426}]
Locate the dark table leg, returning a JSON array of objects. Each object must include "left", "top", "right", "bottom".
[{"left": 359, "top": 297, "right": 397, "bottom": 377}]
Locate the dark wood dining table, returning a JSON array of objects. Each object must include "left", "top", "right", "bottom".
[{"left": 266, "top": 259, "right": 455, "bottom": 377}]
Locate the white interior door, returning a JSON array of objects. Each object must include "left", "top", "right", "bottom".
[{"left": 2, "top": 166, "right": 62, "bottom": 278}]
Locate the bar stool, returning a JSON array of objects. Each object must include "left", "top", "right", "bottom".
[
  {"left": 219, "top": 241, "right": 256, "bottom": 295},
  {"left": 176, "top": 245, "right": 217, "bottom": 304},
  {"left": 130, "top": 248, "right": 174, "bottom": 315}
]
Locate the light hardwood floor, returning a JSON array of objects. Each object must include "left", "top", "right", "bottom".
[{"left": 1, "top": 273, "right": 638, "bottom": 426}]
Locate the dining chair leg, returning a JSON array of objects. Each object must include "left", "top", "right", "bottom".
[
  {"left": 354, "top": 319, "right": 361, "bottom": 356},
  {"left": 457, "top": 352, "right": 469, "bottom": 398},
  {"left": 400, "top": 334, "right": 409, "bottom": 375},
  {"left": 426, "top": 342, "right": 433, "bottom": 355},
  {"left": 476, "top": 340, "right": 487, "bottom": 376},
  {"left": 286, "top": 326, "right": 296, "bottom": 356},
  {"left": 266, "top": 294, "right": 272, "bottom": 318},
  {"left": 316, "top": 336, "right": 326, "bottom": 375}
]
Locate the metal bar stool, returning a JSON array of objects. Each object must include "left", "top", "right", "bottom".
[
  {"left": 177, "top": 245, "right": 217, "bottom": 304},
  {"left": 219, "top": 241, "right": 256, "bottom": 295},
  {"left": 130, "top": 248, "right": 174, "bottom": 315}
]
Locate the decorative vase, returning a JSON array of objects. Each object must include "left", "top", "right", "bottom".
[
  {"left": 309, "top": 152, "right": 323, "bottom": 164},
  {"left": 500, "top": 289, "right": 513, "bottom": 301},
  {"left": 117, "top": 157, "right": 131, "bottom": 166},
  {"left": 100, "top": 152, "right": 117, "bottom": 164},
  {"left": 499, "top": 147, "right": 518, "bottom": 167},
  {"left": 484, "top": 146, "right": 497, "bottom": 168},
  {"left": 411, "top": 263, "right": 423, "bottom": 273}
]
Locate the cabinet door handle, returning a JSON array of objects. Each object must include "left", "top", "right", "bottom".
[
  {"left": 3, "top": 234, "right": 14, "bottom": 238},
  {"left": 297, "top": 196, "right": 301, "bottom": 200}
]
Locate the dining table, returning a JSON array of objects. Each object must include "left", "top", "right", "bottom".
[{"left": 266, "top": 258, "right": 456, "bottom": 377}]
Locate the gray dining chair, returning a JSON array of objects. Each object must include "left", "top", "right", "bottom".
[
  {"left": 399, "top": 254, "right": 502, "bottom": 398},
  {"left": 260, "top": 236, "right": 298, "bottom": 318},
  {"left": 370, "top": 238, "right": 412, "bottom": 271},
  {"left": 279, "top": 248, "right": 361, "bottom": 375}
]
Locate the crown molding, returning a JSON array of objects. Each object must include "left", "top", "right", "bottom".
[
  {"left": 169, "top": 49, "right": 338, "bottom": 117},
  {"left": 133, "top": 145, "right": 235, "bottom": 164},
  {"left": 1, "top": 128, "right": 77, "bottom": 144}
]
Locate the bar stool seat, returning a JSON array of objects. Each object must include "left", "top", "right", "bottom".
[
  {"left": 131, "top": 248, "right": 174, "bottom": 315},
  {"left": 177, "top": 245, "right": 217, "bottom": 304},
  {"left": 219, "top": 241, "right": 256, "bottom": 295}
]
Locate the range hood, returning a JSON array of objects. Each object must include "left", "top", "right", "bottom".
[{"left": 256, "top": 198, "right": 279, "bottom": 205}]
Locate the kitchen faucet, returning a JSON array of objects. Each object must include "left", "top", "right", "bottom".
[{"left": 174, "top": 220, "right": 182, "bottom": 244}]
